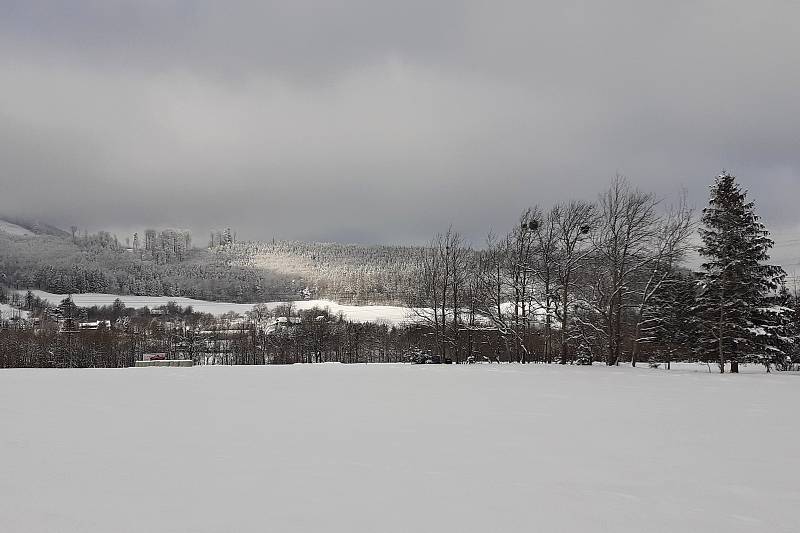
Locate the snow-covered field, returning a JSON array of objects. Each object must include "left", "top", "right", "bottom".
[
  {"left": 1, "top": 364, "right": 798, "bottom": 533},
  {"left": 0, "top": 303, "right": 29, "bottom": 320},
  {"left": 18, "top": 290, "right": 538, "bottom": 326},
  {"left": 21, "top": 290, "right": 414, "bottom": 324}
]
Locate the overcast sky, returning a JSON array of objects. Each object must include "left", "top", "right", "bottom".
[{"left": 0, "top": 1, "right": 798, "bottom": 268}]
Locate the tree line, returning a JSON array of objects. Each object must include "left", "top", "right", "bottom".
[
  {"left": 408, "top": 173, "right": 798, "bottom": 372},
  {"left": 0, "top": 295, "right": 431, "bottom": 368},
  {"left": 1, "top": 172, "right": 797, "bottom": 372}
]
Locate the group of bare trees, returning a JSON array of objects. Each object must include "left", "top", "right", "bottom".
[
  {"left": 0, "top": 298, "right": 424, "bottom": 368},
  {"left": 410, "top": 177, "right": 695, "bottom": 366}
]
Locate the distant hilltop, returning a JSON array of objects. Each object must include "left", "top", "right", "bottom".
[{"left": 0, "top": 216, "right": 69, "bottom": 238}]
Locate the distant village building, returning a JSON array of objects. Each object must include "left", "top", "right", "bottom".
[{"left": 78, "top": 320, "right": 111, "bottom": 331}]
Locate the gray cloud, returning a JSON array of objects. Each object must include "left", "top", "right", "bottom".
[{"left": 1, "top": 1, "right": 798, "bottom": 268}]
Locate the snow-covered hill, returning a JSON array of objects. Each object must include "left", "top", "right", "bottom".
[
  {"left": 0, "top": 216, "right": 69, "bottom": 237},
  {"left": 0, "top": 220, "right": 34, "bottom": 236}
]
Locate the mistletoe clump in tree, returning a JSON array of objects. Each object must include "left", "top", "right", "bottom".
[{"left": 697, "top": 172, "right": 785, "bottom": 373}]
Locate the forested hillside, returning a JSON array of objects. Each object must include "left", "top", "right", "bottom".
[
  {"left": 0, "top": 223, "right": 421, "bottom": 304},
  {"left": 216, "top": 240, "right": 421, "bottom": 304},
  {"left": 0, "top": 229, "right": 295, "bottom": 302}
]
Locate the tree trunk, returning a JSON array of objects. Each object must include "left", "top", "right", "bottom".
[
  {"left": 560, "top": 280, "right": 569, "bottom": 365},
  {"left": 718, "top": 294, "right": 725, "bottom": 373}
]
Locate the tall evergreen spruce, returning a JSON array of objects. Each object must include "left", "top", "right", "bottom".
[{"left": 697, "top": 172, "right": 785, "bottom": 373}]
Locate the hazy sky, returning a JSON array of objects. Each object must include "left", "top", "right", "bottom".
[{"left": 0, "top": 1, "right": 798, "bottom": 267}]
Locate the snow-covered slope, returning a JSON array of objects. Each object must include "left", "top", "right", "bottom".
[
  {"left": 0, "top": 303, "right": 29, "bottom": 319},
  {"left": 0, "top": 219, "right": 34, "bottom": 236},
  {"left": 0, "top": 364, "right": 797, "bottom": 533},
  {"left": 22, "top": 290, "right": 414, "bottom": 324}
]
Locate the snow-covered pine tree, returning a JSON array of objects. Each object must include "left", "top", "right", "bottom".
[
  {"left": 696, "top": 172, "right": 785, "bottom": 373},
  {"left": 640, "top": 271, "right": 698, "bottom": 368},
  {"left": 754, "top": 283, "right": 798, "bottom": 371}
]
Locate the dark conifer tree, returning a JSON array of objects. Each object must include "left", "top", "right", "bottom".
[
  {"left": 696, "top": 172, "right": 785, "bottom": 373},
  {"left": 640, "top": 271, "right": 698, "bottom": 368},
  {"left": 754, "top": 283, "right": 798, "bottom": 370}
]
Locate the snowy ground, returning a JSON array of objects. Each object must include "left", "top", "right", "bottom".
[
  {"left": 21, "top": 290, "right": 415, "bottom": 324},
  {"left": 0, "top": 303, "right": 29, "bottom": 320},
  {"left": 1, "top": 364, "right": 798, "bottom": 533}
]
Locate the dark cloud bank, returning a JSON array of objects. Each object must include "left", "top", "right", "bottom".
[{"left": 1, "top": 1, "right": 798, "bottom": 267}]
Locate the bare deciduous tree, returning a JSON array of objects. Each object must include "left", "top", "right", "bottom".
[{"left": 552, "top": 201, "right": 595, "bottom": 364}]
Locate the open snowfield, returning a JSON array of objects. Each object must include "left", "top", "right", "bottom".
[
  {"left": 21, "top": 290, "right": 415, "bottom": 324},
  {"left": 1, "top": 364, "right": 798, "bottom": 533}
]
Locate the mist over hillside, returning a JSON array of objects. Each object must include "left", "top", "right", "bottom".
[{"left": 0, "top": 215, "right": 70, "bottom": 237}]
